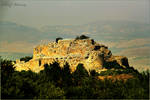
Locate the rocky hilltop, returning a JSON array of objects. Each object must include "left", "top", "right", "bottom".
[{"left": 14, "top": 36, "right": 130, "bottom": 73}]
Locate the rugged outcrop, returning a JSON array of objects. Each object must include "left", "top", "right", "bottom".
[{"left": 14, "top": 37, "right": 130, "bottom": 73}]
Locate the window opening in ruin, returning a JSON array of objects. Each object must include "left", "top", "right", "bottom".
[{"left": 39, "top": 60, "right": 41, "bottom": 66}]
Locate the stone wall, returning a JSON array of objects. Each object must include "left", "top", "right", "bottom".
[{"left": 14, "top": 38, "right": 129, "bottom": 73}]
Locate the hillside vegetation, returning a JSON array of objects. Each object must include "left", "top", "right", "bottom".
[{"left": 1, "top": 58, "right": 149, "bottom": 99}]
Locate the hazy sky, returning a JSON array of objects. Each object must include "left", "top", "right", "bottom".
[{"left": 0, "top": 0, "right": 149, "bottom": 28}]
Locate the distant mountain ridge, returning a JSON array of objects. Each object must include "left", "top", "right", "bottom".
[
  {"left": 0, "top": 20, "right": 150, "bottom": 71},
  {"left": 0, "top": 52, "right": 32, "bottom": 61},
  {"left": 1, "top": 21, "right": 150, "bottom": 43}
]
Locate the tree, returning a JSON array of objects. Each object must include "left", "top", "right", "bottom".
[
  {"left": 72, "top": 64, "right": 89, "bottom": 86},
  {"left": 1, "top": 58, "right": 15, "bottom": 80},
  {"left": 35, "top": 82, "right": 65, "bottom": 99},
  {"left": 20, "top": 56, "right": 32, "bottom": 62},
  {"left": 75, "top": 35, "right": 89, "bottom": 40},
  {"left": 61, "top": 63, "right": 72, "bottom": 87},
  {"left": 56, "top": 37, "right": 63, "bottom": 43},
  {"left": 43, "top": 62, "right": 62, "bottom": 84}
]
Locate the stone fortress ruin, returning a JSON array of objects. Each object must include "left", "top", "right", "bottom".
[{"left": 14, "top": 36, "right": 129, "bottom": 73}]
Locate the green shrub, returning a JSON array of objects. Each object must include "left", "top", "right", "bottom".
[
  {"left": 56, "top": 37, "right": 63, "bottom": 43},
  {"left": 20, "top": 56, "right": 32, "bottom": 62},
  {"left": 75, "top": 35, "right": 89, "bottom": 40}
]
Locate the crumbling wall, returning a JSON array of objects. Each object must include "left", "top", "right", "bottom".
[{"left": 14, "top": 38, "right": 129, "bottom": 73}]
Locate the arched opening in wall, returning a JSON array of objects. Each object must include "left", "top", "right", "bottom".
[{"left": 39, "top": 59, "right": 41, "bottom": 66}]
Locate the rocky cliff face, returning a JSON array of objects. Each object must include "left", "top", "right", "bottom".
[{"left": 14, "top": 37, "right": 129, "bottom": 73}]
